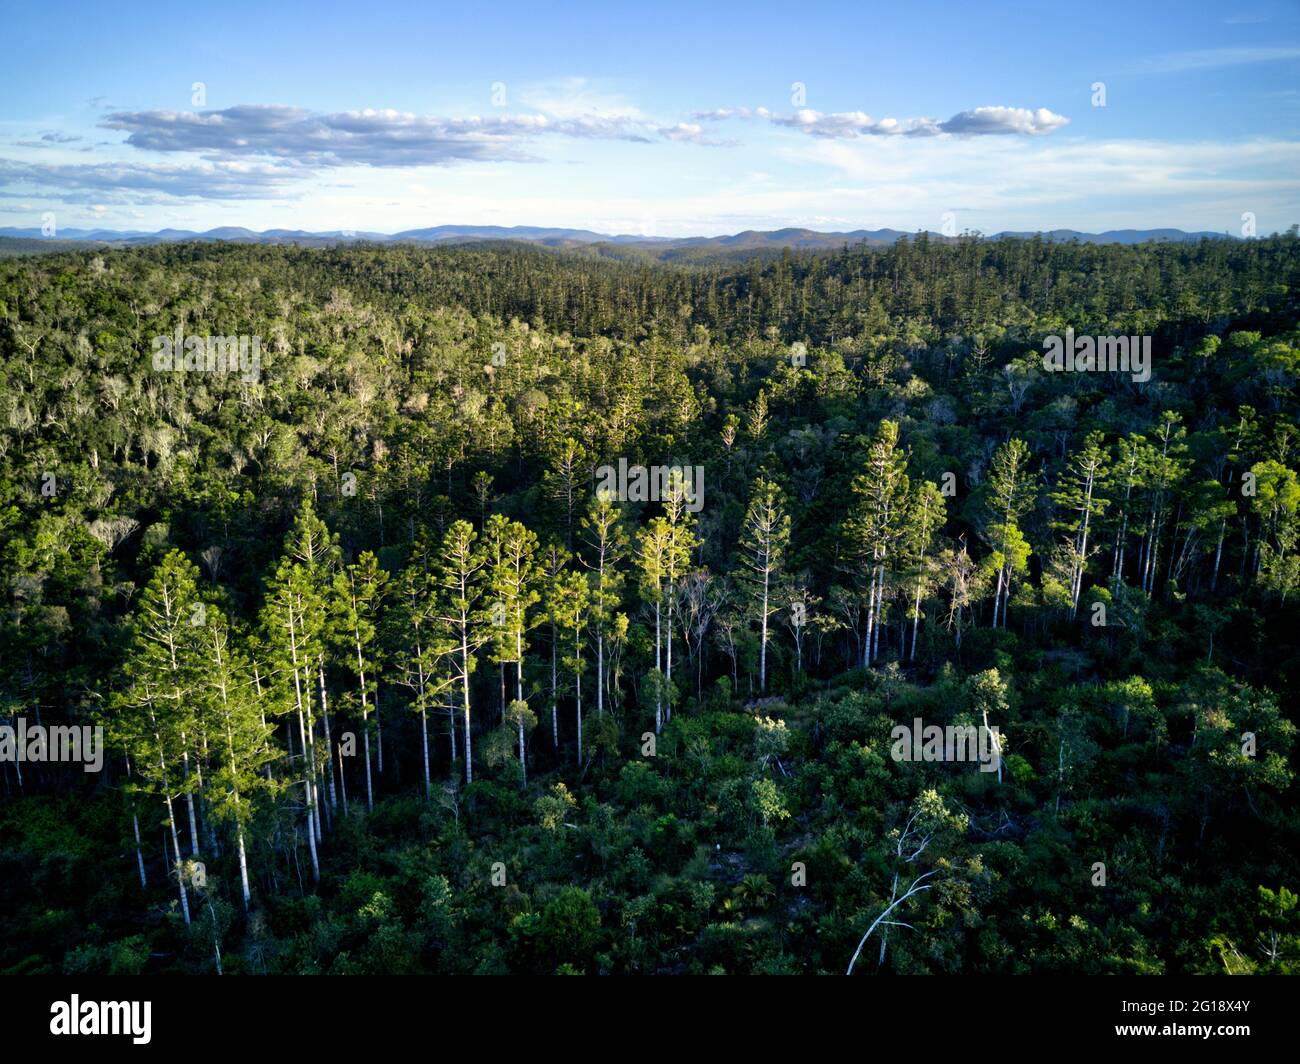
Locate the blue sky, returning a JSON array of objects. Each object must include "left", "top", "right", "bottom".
[{"left": 2, "top": 0, "right": 1298, "bottom": 235}]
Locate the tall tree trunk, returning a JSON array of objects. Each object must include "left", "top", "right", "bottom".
[
  {"left": 461, "top": 632, "right": 473, "bottom": 786},
  {"left": 125, "top": 755, "right": 147, "bottom": 889},
  {"left": 166, "top": 795, "right": 191, "bottom": 925},
  {"left": 181, "top": 745, "right": 200, "bottom": 857},
  {"left": 286, "top": 609, "right": 320, "bottom": 882},
  {"left": 318, "top": 659, "right": 337, "bottom": 812},
  {"left": 575, "top": 631, "right": 584, "bottom": 764},
  {"left": 654, "top": 596, "right": 663, "bottom": 732},
  {"left": 354, "top": 637, "right": 375, "bottom": 811},
  {"left": 420, "top": 706, "right": 430, "bottom": 800},
  {"left": 596, "top": 631, "right": 605, "bottom": 717},
  {"left": 1211, "top": 518, "right": 1226, "bottom": 591},
  {"left": 551, "top": 622, "right": 559, "bottom": 747},
  {"left": 909, "top": 580, "right": 923, "bottom": 661},
  {"left": 873, "top": 565, "right": 885, "bottom": 659},
  {"left": 666, "top": 596, "right": 675, "bottom": 721}
]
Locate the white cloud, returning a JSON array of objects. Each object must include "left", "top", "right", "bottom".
[
  {"left": 0, "top": 156, "right": 299, "bottom": 204},
  {"left": 769, "top": 133, "right": 1300, "bottom": 232},
  {"left": 658, "top": 122, "right": 734, "bottom": 146},
  {"left": 694, "top": 104, "right": 1069, "bottom": 138},
  {"left": 100, "top": 104, "right": 665, "bottom": 168},
  {"left": 939, "top": 106, "right": 1070, "bottom": 136}
]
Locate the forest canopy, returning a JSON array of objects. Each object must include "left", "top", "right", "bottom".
[{"left": 1, "top": 232, "right": 1298, "bottom": 975}]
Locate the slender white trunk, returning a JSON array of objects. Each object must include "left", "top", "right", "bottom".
[
  {"left": 1211, "top": 518, "right": 1226, "bottom": 591},
  {"left": 596, "top": 631, "right": 605, "bottom": 717},
  {"left": 236, "top": 826, "right": 251, "bottom": 910},
  {"left": 338, "top": 738, "right": 349, "bottom": 812},
  {"left": 863, "top": 566, "right": 877, "bottom": 668},
  {"left": 982, "top": 707, "right": 1003, "bottom": 784},
  {"left": 166, "top": 797, "right": 191, "bottom": 925},
  {"left": 909, "top": 582, "right": 923, "bottom": 661},
  {"left": 873, "top": 565, "right": 885, "bottom": 659},
  {"left": 286, "top": 606, "right": 320, "bottom": 881},
  {"left": 362, "top": 723, "right": 374, "bottom": 811},
  {"left": 150, "top": 706, "right": 190, "bottom": 924},
  {"left": 354, "top": 634, "right": 374, "bottom": 811},
  {"left": 182, "top": 747, "right": 200, "bottom": 857},
  {"left": 666, "top": 598, "right": 674, "bottom": 722},
  {"left": 846, "top": 875, "right": 934, "bottom": 975},
  {"left": 215, "top": 655, "right": 253, "bottom": 909},
  {"left": 551, "top": 623, "right": 559, "bottom": 747},
  {"left": 575, "top": 631, "right": 583, "bottom": 764},
  {"left": 318, "top": 660, "right": 337, "bottom": 812},
  {"left": 420, "top": 707, "right": 430, "bottom": 800},
  {"left": 515, "top": 629, "right": 525, "bottom": 704},
  {"left": 133, "top": 812, "right": 147, "bottom": 888},
  {"left": 297, "top": 702, "right": 319, "bottom": 880},
  {"left": 654, "top": 597, "right": 662, "bottom": 732},
  {"left": 462, "top": 625, "right": 473, "bottom": 786},
  {"left": 125, "top": 755, "right": 147, "bottom": 888}
]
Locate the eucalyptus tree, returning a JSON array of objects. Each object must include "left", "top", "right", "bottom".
[
  {"left": 433, "top": 520, "right": 488, "bottom": 785},
  {"left": 901, "top": 480, "right": 946, "bottom": 660},
  {"left": 1249, "top": 460, "right": 1300, "bottom": 602},
  {"left": 1109, "top": 435, "right": 1149, "bottom": 587},
  {"left": 262, "top": 502, "right": 339, "bottom": 880},
  {"left": 1139, "top": 413, "right": 1190, "bottom": 596},
  {"left": 635, "top": 520, "right": 670, "bottom": 732},
  {"left": 940, "top": 537, "right": 978, "bottom": 648},
  {"left": 737, "top": 476, "right": 790, "bottom": 691},
  {"left": 776, "top": 574, "right": 817, "bottom": 679},
  {"left": 581, "top": 492, "right": 628, "bottom": 717},
  {"left": 551, "top": 569, "right": 591, "bottom": 763},
  {"left": 680, "top": 568, "right": 723, "bottom": 697},
  {"left": 195, "top": 607, "right": 278, "bottom": 910},
  {"left": 394, "top": 552, "right": 453, "bottom": 797},
  {"left": 661, "top": 473, "right": 698, "bottom": 719},
  {"left": 332, "top": 550, "right": 389, "bottom": 810},
  {"left": 1050, "top": 432, "right": 1111, "bottom": 621},
  {"left": 846, "top": 790, "right": 969, "bottom": 974},
  {"left": 546, "top": 435, "right": 586, "bottom": 547},
  {"left": 118, "top": 550, "right": 207, "bottom": 924},
  {"left": 505, "top": 699, "right": 538, "bottom": 786},
  {"left": 849, "top": 421, "right": 910, "bottom": 662},
  {"left": 484, "top": 514, "right": 542, "bottom": 778},
  {"left": 982, "top": 437, "right": 1036, "bottom": 628}
]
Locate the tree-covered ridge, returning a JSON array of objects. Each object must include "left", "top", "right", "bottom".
[{"left": 1, "top": 234, "right": 1298, "bottom": 975}]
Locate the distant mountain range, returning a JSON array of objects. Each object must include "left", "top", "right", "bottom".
[{"left": 0, "top": 223, "right": 1238, "bottom": 260}]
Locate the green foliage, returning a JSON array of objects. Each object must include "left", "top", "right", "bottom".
[
  {"left": 539, "top": 887, "right": 601, "bottom": 968},
  {"left": 1, "top": 235, "right": 1298, "bottom": 973}
]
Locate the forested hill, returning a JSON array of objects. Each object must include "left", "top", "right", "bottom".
[{"left": 1, "top": 233, "right": 1298, "bottom": 975}]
